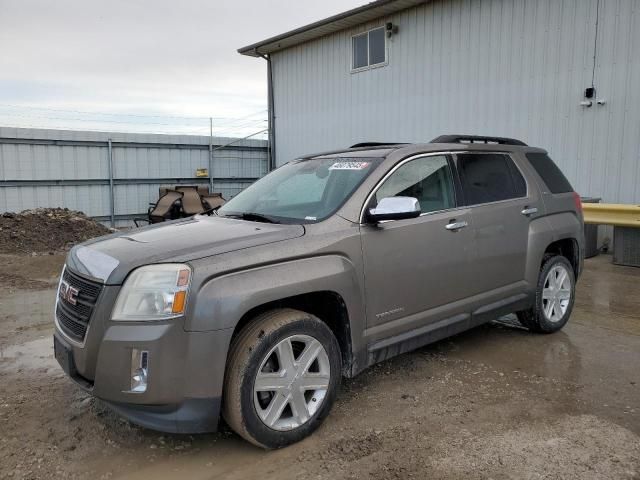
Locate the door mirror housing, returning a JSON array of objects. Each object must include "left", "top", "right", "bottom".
[{"left": 367, "top": 196, "right": 421, "bottom": 222}]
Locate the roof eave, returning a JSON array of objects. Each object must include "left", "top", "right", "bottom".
[{"left": 238, "top": 0, "right": 428, "bottom": 57}]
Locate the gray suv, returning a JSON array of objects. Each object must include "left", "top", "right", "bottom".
[{"left": 54, "top": 135, "right": 584, "bottom": 448}]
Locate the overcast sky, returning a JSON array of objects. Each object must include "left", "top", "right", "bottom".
[{"left": 0, "top": 0, "right": 364, "bottom": 134}]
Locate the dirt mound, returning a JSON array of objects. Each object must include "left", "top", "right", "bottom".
[{"left": 0, "top": 208, "right": 112, "bottom": 254}]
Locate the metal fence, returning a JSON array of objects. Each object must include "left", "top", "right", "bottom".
[{"left": 0, "top": 127, "right": 269, "bottom": 227}]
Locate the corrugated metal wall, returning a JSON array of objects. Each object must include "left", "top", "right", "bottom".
[
  {"left": 271, "top": 0, "right": 640, "bottom": 203},
  {"left": 0, "top": 127, "right": 268, "bottom": 226}
]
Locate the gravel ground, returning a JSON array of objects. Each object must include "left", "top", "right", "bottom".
[{"left": 0, "top": 254, "right": 639, "bottom": 480}]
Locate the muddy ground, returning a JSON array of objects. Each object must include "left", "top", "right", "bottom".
[{"left": 0, "top": 254, "right": 639, "bottom": 479}]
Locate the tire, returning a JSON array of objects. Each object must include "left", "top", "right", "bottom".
[
  {"left": 517, "top": 255, "right": 576, "bottom": 333},
  {"left": 222, "top": 308, "right": 341, "bottom": 449}
]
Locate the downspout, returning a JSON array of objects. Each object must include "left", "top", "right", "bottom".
[
  {"left": 590, "top": 0, "right": 601, "bottom": 89},
  {"left": 258, "top": 50, "right": 276, "bottom": 171}
]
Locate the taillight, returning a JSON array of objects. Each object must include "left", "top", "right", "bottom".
[{"left": 573, "top": 192, "right": 582, "bottom": 212}]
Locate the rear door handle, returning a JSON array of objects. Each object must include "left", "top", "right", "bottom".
[
  {"left": 445, "top": 220, "right": 468, "bottom": 231},
  {"left": 521, "top": 207, "right": 538, "bottom": 216}
]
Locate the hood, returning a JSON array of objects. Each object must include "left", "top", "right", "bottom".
[{"left": 67, "top": 215, "right": 305, "bottom": 284}]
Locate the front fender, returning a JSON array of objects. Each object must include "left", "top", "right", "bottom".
[{"left": 187, "top": 255, "right": 364, "bottom": 333}]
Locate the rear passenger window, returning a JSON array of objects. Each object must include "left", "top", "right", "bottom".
[
  {"left": 457, "top": 153, "right": 526, "bottom": 205},
  {"left": 525, "top": 153, "right": 573, "bottom": 193}
]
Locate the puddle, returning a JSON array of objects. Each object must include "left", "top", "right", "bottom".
[{"left": 0, "top": 336, "right": 58, "bottom": 372}]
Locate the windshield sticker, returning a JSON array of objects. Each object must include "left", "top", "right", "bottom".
[
  {"left": 305, "top": 216, "right": 317, "bottom": 221},
  {"left": 329, "top": 161, "right": 370, "bottom": 170}
]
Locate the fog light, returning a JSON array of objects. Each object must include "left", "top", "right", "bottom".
[{"left": 130, "top": 349, "right": 149, "bottom": 393}]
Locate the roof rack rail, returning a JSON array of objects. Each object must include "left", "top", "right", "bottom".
[
  {"left": 349, "top": 142, "right": 408, "bottom": 148},
  {"left": 430, "top": 135, "right": 527, "bottom": 146}
]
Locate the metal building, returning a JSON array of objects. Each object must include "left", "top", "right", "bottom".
[
  {"left": 0, "top": 127, "right": 268, "bottom": 226},
  {"left": 240, "top": 0, "right": 640, "bottom": 203}
]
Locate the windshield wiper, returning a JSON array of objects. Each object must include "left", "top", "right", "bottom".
[
  {"left": 221, "top": 212, "right": 280, "bottom": 224},
  {"left": 203, "top": 205, "right": 222, "bottom": 216}
]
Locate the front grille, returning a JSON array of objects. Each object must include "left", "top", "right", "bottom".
[{"left": 56, "top": 268, "right": 104, "bottom": 342}]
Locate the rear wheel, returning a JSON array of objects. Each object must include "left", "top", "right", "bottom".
[
  {"left": 517, "top": 255, "right": 575, "bottom": 333},
  {"left": 223, "top": 308, "right": 341, "bottom": 448}
]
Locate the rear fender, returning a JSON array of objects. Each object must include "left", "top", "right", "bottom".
[{"left": 525, "top": 212, "right": 583, "bottom": 286}]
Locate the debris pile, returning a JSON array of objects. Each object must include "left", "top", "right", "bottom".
[{"left": 0, "top": 208, "right": 112, "bottom": 254}]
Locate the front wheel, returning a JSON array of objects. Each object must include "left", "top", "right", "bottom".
[
  {"left": 517, "top": 255, "right": 576, "bottom": 333},
  {"left": 222, "top": 309, "right": 341, "bottom": 448}
]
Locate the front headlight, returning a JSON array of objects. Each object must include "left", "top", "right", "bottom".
[{"left": 112, "top": 264, "right": 191, "bottom": 321}]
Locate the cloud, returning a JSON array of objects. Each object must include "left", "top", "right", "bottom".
[{"left": 0, "top": 0, "right": 365, "bottom": 123}]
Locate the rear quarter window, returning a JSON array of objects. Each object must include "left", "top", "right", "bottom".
[{"left": 525, "top": 153, "right": 573, "bottom": 193}]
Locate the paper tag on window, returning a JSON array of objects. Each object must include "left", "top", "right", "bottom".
[{"left": 329, "top": 161, "right": 370, "bottom": 170}]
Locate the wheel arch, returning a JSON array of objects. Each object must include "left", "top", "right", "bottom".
[
  {"left": 231, "top": 291, "right": 353, "bottom": 377},
  {"left": 526, "top": 212, "right": 583, "bottom": 289},
  {"left": 188, "top": 255, "right": 365, "bottom": 377},
  {"left": 542, "top": 238, "right": 580, "bottom": 277}
]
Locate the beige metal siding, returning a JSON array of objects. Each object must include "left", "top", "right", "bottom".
[{"left": 271, "top": 0, "right": 640, "bottom": 203}]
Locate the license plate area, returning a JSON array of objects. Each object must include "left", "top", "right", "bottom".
[{"left": 54, "top": 335, "right": 77, "bottom": 377}]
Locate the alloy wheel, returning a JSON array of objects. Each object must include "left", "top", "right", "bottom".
[
  {"left": 542, "top": 264, "right": 572, "bottom": 322},
  {"left": 253, "top": 334, "right": 330, "bottom": 431}
]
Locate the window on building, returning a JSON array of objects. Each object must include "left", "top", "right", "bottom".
[
  {"left": 353, "top": 33, "right": 368, "bottom": 69},
  {"left": 352, "top": 27, "right": 386, "bottom": 70},
  {"left": 457, "top": 153, "right": 527, "bottom": 205}
]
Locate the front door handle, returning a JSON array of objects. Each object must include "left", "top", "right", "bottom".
[
  {"left": 521, "top": 207, "right": 538, "bottom": 216},
  {"left": 445, "top": 220, "right": 468, "bottom": 231}
]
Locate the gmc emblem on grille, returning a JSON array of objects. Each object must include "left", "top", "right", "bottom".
[{"left": 59, "top": 281, "right": 79, "bottom": 306}]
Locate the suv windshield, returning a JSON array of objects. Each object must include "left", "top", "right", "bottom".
[{"left": 218, "top": 157, "right": 380, "bottom": 223}]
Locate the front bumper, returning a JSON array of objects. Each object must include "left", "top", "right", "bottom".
[
  {"left": 103, "top": 397, "right": 222, "bottom": 434},
  {"left": 54, "top": 297, "right": 234, "bottom": 433}
]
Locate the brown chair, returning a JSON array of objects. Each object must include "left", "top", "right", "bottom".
[
  {"left": 177, "top": 187, "right": 205, "bottom": 216},
  {"left": 168, "top": 185, "right": 209, "bottom": 195},
  {"left": 160, "top": 185, "right": 209, "bottom": 200},
  {"left": 202, "top": 193, "right": 226, "bottom": 210},
  {"left": 134, "top": 190, "right": 184, "bottom": 227}
]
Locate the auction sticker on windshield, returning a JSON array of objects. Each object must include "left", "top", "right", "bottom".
[{"left": 329, "top": 161, "right": 370, "bottom": 170}]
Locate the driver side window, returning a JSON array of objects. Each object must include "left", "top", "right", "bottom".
[{"left": 376, "top": 155, "right": 455, "bottom": 214}]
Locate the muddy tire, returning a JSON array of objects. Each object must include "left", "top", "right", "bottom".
[
  {"left": 517, "top": 255, "right": 576, "bottom": 333},
  {"left": 222, "top": 308, "right": 341, "bottom": 449}
]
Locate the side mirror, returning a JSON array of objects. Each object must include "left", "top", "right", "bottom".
[{"left": 367, "top": 196, "right": 421, "bottom": 222}]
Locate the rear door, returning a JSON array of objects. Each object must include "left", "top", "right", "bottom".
[{"left": 454, "top": 152, "right": 540, "bottom": 297}]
